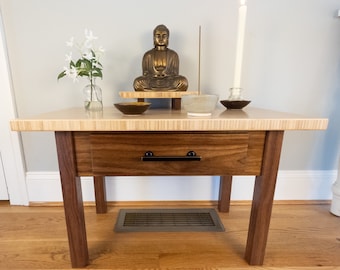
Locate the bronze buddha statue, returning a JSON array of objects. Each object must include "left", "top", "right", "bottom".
[{"left": 133, "top": 24, "right": 188, "bottom": 92}]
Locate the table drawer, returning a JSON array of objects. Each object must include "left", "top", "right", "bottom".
[{"left": 87, "top": 132, "right": 265, "bottom": 176}]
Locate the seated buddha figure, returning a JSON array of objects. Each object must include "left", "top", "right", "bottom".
[{"left": 133, "top": 24, "right": 188, "bottom": 92}]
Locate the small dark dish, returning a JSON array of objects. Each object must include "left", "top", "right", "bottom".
[
  {"left": 114, "top": 102, "right": 151, "bottom": 115},
  {"left": 220, "top": 100, "right": 251, "bottom": 110}
]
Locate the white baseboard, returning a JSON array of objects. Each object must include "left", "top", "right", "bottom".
[{"left": 26, "top": 171, "right": 337, "bottom": 203}]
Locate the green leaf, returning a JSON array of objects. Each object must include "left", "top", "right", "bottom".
[
  {"left": 78, "top": 71, "right": 89, "bottom": 77},
  {"left": 57, "top": 71, "right": 66, "bottom": 80},
  {"left": 75, "top": 59, "right": 83, "bottom": 68},
  {"left": 92, "top": 68, "right": 103, "bottom": 78},
  {"left": 83, "top": 58, "right": 92, "bottom": 69}
]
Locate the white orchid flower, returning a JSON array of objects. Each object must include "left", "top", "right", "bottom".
[
  {"left": 69, "top": 66, "right": 79, "bottom": 82},
  {"left": 66, "top": 37, "right": 74, "bottom": 47},
  {"left": 65, "top": 52, "right": 73, "bottom": 62},
  {"left": 58, "top": 30, "right": 103, "bottom": 84},
  {"left": 84, "top": 29, "right": 97, "bottom": 41},
  {"left": 92, "top": 61, "right": 101, "bottom": 68},
  {"left": 64, "top": 66, "right": 79, "bottom": 82},
  {"left": 98, "top": 46, "right": 105, "bottom": 53},
  {"left": 82, "top": 50, "right": 94, "bottom": 60},
  {"left": 83, "top": 39, "right": 94, "bottom": 49}
]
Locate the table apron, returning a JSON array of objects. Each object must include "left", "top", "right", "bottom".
[{"left": 72, "top": 131, "right": 266, "bottom": 176}]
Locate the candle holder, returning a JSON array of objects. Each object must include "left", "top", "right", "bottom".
[{"left": 220, "top": 87, "right": 251, "bottom": 110}]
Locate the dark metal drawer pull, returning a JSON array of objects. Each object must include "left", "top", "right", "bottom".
[{"left": 141, "top": 151, "right": 201, "bottom": 161}]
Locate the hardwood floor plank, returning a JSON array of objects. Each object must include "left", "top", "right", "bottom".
[{"left": 0, "top": 203, "right": 339, "bottom": 269}]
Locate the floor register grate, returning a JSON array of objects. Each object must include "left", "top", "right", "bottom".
[{"left": 114, "top": 208, "right": 225, "bottom": 232}]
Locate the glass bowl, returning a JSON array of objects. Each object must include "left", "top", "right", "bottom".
[{"left": 182, "top": 94, "right": 218, "bottom": 116}]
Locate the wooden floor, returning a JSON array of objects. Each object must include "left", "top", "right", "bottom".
[{"left": 0, "top": 201, "right": 339, "bottom": 270}]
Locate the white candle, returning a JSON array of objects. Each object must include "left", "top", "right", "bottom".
[
  {"left": 233, "top": 0, "right": 247, "bottom": 89},
  {"left": 198, "top": 25, "right": 201, "bottom": 95}
]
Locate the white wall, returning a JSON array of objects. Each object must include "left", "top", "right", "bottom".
[
  {"left": 25, "top": 171, "right": 336, "bottom": 203},
  {"left": 1, "top": 0, "right": 339, "bottom": 203}
]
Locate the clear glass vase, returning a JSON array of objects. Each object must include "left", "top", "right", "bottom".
[{"left": 83, "top": 82, "right": 103, "bottom": 111}]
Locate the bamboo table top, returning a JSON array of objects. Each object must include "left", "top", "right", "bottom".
[{"left": 10, "top": 107, "right": 328, "bottom": 132}]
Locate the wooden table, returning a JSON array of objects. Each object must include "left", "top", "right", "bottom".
[{"left": 10, "top": 107, "right": 328, "bottom": 268}]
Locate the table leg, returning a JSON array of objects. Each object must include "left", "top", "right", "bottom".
[
  {"left": 245, "top": 131, "right": 284, "bottom": 265},
  {"left": 218, "top": 175, "right": 232, "bottom": 212},
  {"left": 171, "top": 98, "right": 181, "bottom": 110},
  {"left": 55, "top": 131, "right": 89, "bottom": 268},
  {"left": 94, "top": 176, "right": 107, "bottom": 214}
]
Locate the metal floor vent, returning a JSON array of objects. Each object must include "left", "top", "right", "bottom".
[{"left": 114, "top": 208, "right": 225, "bottom": 232}]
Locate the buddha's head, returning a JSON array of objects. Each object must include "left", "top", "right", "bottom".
[{"left": 153, "top": 24, "right": 169, "bottom": 48}]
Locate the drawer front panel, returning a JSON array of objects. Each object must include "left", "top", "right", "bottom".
[{"left": 88, "top": 132, "right": 264, "bottom": 176}]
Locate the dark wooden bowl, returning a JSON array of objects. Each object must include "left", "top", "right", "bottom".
[
  {"left": 114, "top": 102, "right": 151, "bottom": 115},
  {"left": 220, "top": 100, "right": 251, "bottom": 110}
]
